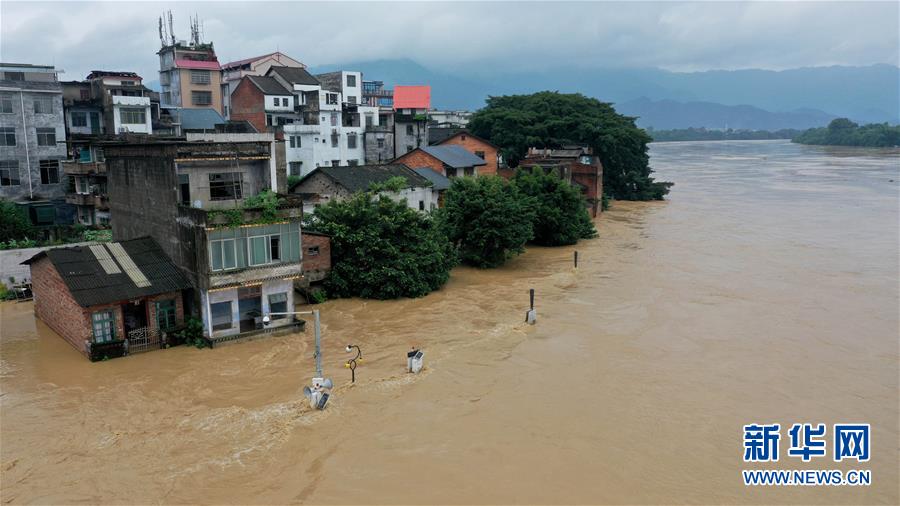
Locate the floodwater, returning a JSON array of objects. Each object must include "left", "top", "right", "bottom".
[{"left": 1, "top": 140, "right": 898, "bottom": 504}]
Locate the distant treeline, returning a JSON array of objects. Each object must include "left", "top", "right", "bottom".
[
  {"left": 647, "top": 127, "right": 802, "bottom": 142},
  {"left": 792, "top": 119, "right": 900, "bottom": 147}
]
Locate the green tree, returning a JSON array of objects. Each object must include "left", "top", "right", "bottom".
[
  {"left": 793, "top": 119, "right": 900, "bottom": 147},
  {"left": 304, "top": 193, "right": 456, "bottom": 299},
  {"left": 511, "top": 167, "right": 597, "bottom": 246},
  {"left": 437, "top": 175, "right": 535, "bottom": 268},
  {"left": 468, "top": 91, "right": 672, "bottom": 200},
  {"left": 0, "top": 199, "right": 33, "bottom": 243}
]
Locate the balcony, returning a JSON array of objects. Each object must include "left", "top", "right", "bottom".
[
  {"left": 283, "top": 124, "right": 321, "bottom": 135},
  {"left": 66, "top": 193, "right": 107, "bottom": 207},
  {"left": 111, "top": 95, "right": 150, "bottom": 106},
  {"left": 62, "top": 160, "right": 106, "bottom": 175}
]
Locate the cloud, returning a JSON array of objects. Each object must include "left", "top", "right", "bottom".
[{"left": 1, "top": 1, "right": 897, "bottom": 82}]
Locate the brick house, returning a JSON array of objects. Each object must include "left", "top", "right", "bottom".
[
  {"left": 229, "top": 75, "right": 294, "bottom": 134},
  {"left": 393, "top": 145, "right": 487, "bottom": 178},
  {"left": 300, "top": 231, "right": 331, "bottom": 283},
  {"left": 23, "top": 236, "right": 191, "bottom": 361},
  {"left": 517, "top": 146, "right": 604, "bottom": 217},
  {"left": 436, "top": 131, "right": 501, "bottom": 176}
]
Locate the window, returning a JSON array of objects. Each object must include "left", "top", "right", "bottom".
[
  {"left": 419, "top": 200, "right": 425, "bottom": 211},
  {"left": 331, "top": 160, "right": 340, "bottom": 167},
  {"left": 331, "top": 134, "right": 338, "bottom": 148},
  {"left": 377, "top": 138, "right": 385, "bottom": 148},
  {"left": 33, "top": 97, "right": 53, "bottom": 114},
  {"left": 289, "top": 135, "right": 301, "bottom": 148},
  {"left": 580, "top": 155, "right": 593, "bottom": 164},
  {"left": 326, "top": 93, "right": 338, "bottom": 105},
  {"left": 0, "top": 95, "right": 12, "bottom": 113},
  {"left": 71, "top": 111, "right": 87, "bottom": 127},
  {"left": 268, "top": 292, "right": 288, "bottom": 319},
  {"left": 209, "top": 172, "right": 243, "bottom": 200},
  {"left": 36, "top": 128, "right": 56, "bottom": 146},
  {"left": 276, "top": 116, "right": 293, "bottom": 126},
  {"left": 446, "top": 167, "right": 458, "bottom": 178},
  {"left": 209, "top": 239, "right": 237, "bottom": 271},
  {"left": 347, "top": 133, "right": 357, "bottom": 149},
  {"left": 91, "top": 310, "right": 116, "bottom": 343},
  {"left": 406, "top": 124, "right": 414, "bottom": 135},
  {"left": 210, "top": 301, "right": 233, "bottom": 331},
  {"left": 346, "top": 74, "right": 357, "bottom": 87},
  {"left": 119, "top": 107, "right": 146, "bottom": 124},
  {"left": 365, "top": 113, "right": 374, "bottom": 127},
  {"left": 330, "top": 112, "right": 338, "bottom": 126},
  {"left": 273, "top": 97, "right": 280, "bottom": 107},
  {"left": 348, "top": 159, "right": 358, "bottom": 167},
  {"left": 0, "top": 161, "right": 19, "bottom": 186},
  {"left": 347, "top": 96, "right": 357, "bottom": 105},
  {"left": 190, "top": 70, "right": 211, "bottom": 84},
  {"left": 155, "top": 299, "right": 177, "bottom": 331},
  {"left": 289, "top": 162, "right": 302, "bottom": 176},
  {"left": 266, "top": 114, "right": 272, "bottom": 126},
  {"left": 270, "top": 235, "right": 281, "bottom": 261},
  {"left": 80, "top": 89, "right": 90, "bottom": 100},
  {"left": 179, "top": 174, "right": 190, "bottom": 205},
  {"left": 77, "top": 176, "right": 90, "bottom": 194},
  {"left": 5, "top": 72, "right": 24, "bottom": 81},
  {"left": 39, "top": 160, "right": 59, "bottom": 184},
  {"left": 249, "top": 235, "right": 278, "bottom": 266},
  {"left": 192, "top": 91, "right": 212, "bottom": 106},
  {"left": 121, "top": 80, "right": 135, "bottom": 87},
  {"left": 0, "top": 127, "right": 15, "bottom": 146},
  {"left": 406, "top": 145, "right": 414, "bottom": 153},
  {"left": 475, "top": 150, "right": 486, "bottom": 160},
  {"left": 307, "top": 246, "right": 319, "bottom": 256}
]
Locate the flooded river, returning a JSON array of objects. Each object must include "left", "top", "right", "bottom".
[{"left": 1, "top": 140, "right": 898, "bottom": 504}]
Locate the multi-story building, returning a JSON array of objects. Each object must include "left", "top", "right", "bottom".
[
  {"left": 393, "top": 85, "right": 430, "bottom": 157},
  {"left": 61, "top": 71, "right": 159, "bottom": 226},
  {"left": 220, "top": 51, "right": 305, "bottom": 119},
  {"left": 517, "top": 146, "right": 604, "bottom": 217},
  {"left": 362, "top": 80, "right": 395, "bottom": 164},
  {"left": 158, "top": 41, "right": 223, "bottom": 115},
  {"left": 105, "top": 140, "right": 305, "bottom": 343},
  {"left": 0, "top": 63, "right": 71, "bottom": 233},
  {"left": 429, "top": 109, "right": 472, "bottom": 128}
]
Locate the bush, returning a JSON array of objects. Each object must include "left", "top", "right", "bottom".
[
  {"left": 437, "top": 175, "right": 535, "bottom": 268},
  {"left": 512, "top": 167, "right": 598, "bottom": 246},
  {"left": 0, "top": 200, "right": 34, "bottom": 244},
  {"left": 174, "top": 318, "right": 207, "bottom": 348},
  {"left": 305, "top": 192, "right": 456, "bottom": 299}
]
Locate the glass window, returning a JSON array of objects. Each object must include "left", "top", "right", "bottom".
[
  {"left": 249, "top": 236, "right": 269, "bottom": 265},
  {"left": 71, "top": 111, "right": 87, "bottom": 127},
  {"left": 289, "top": 161, "right": 302, "bottom": 176},
  {"left": 36, "top": 128, "right": 56, "bottom": 146},
  {"left": 270, "top": 235, "right": 280, "bottom": 261},
  {"left": 77, "top": 177, "right": 90, "bottom": 194},
  {"left": 475, "top": 151, "right": 486, "bottom": 160},
  {"left": 190, "top": 70, "right": 211, "bottom": 84},
  {"left": 273, "top": 97, "right": 280, "bottom": 107},
  {"left": 0, "top": 160, "right": 20, "bottom": 186},
  {"left": 307, "top": 246, "right": 319, "bottom": 256},
  {"left": 347, "top": 133, "right": 357, "bottom": 149},
  {"left": 192, "top": 91, "right": 212, "bottom": 106},
  {"left": 39, "top": 160, "right": 59, "bottom": 184},
  {"left": 155, "top": 299, "right": 177, "bottom": 331},
  {"left": 209, "top": 239, "right": 237, "bottom": 271},
  {"left": 346, "top": 74, "right": 356, "bottom": 87},
  {"left": 377, "top": 138, "right": 385, "bottom": 148},
  {"left": 91, "top": 310, "right": 116, "bottom": 343},
  {"left": 0, "top": 95, "right": 12, "bottom": 114},
  {"left": 268, "top": 292, "right": 288, "bottom": 319},
  {"left": 119, "top": 107, "right": 146, "bottom": 124},
  {"left": 5, "top": 72, "right": 24, "bottom": 81},
  {"left": 0, "top": 127, "right": 16, "bottom": 146},
  {"left": 406, "top": 124, "right": 414, "bottom": 135},
  {"left": 33, "top": 97, "right": 53, "bottom": 114},
  {"left": 209, "top": 172, "right": 243, "bottom": 200},
  {"left": 210, "top": 301, "right": 233, "bottom": 331}
]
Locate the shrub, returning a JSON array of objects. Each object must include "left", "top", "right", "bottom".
[{"left": 512, "top": 167, "right": 598, "bottom": 246}]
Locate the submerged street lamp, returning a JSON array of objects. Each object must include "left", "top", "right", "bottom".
[
  {"left": 264, "top": 309, "right": 333, "bottom": 410},
  {"left": 344, "top": 344, "right": 362, "bottom": 383}
]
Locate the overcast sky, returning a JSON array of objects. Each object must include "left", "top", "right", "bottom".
[{"left": 2, "top": 1, "right": 898, "bottom": 82}]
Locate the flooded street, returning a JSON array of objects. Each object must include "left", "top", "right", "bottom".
[{"left": 1, "top": 140, "right": 898, "bottom": 504}]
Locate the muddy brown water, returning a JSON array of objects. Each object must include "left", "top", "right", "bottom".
[{"left": 1, "top": 140, "right": 898, "bottom": 504}]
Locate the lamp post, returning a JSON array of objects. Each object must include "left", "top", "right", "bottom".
[
  {"left": 263, "top": 309, "right": 332, "bottom": 409},
  {"left": 344, "top": 344, "right": 362, "bottom": 383}
]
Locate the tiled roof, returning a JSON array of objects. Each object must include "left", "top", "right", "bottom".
[
  {"left": 298, "top": 164, "right": 431, "bottom": 193},
  {"left": 413, "top": 167, "right": 452, "bottom": 191},
  {"left": 420, "top": 145, "right": 487, "bottom": 168},
  {"left": 23, "top": 237, "right": 191, "bottom": 308},
  {"left": 268, "top": 66, "right": 320, "bottom": 86},
  {"left": 246, "top": 75, "right": 291, "bottom": 96},
  {"left": 393, "top": 85, "right": 431, "bottom": 110}
]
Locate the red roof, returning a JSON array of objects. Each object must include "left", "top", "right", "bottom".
[
  {"left": 393, "top": 85, "right": 431, "bottom": 110},
  {"left": 175, "top": 59, "right": 221, "bottom": 70}
]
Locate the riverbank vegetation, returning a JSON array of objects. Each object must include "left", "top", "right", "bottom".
[
  {"left": 792, "top": 118, "right": 900, "bottom": 147},
  {"left": 648, "top": 127, "right": 803, "bottom": 142},
  {"left": 468, "top": 91, "right": 672, "bottom": 201}
]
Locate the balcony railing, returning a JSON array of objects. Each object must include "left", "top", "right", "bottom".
[{"left": 62, "top": 160, "right": 106, "bottom": 175}]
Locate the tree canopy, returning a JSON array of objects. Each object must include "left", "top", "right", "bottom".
[
  {"left": 511, "top": 167, "right": 597, "bottom": 246},
  {"left": 792, "top": 119, "right": 900, "bottom": 147},
  {"left": 468, "top": 91, "right": 672, "bottom": 201},
  {"left": 0, "top": 200, "right": 34, "bottom": 243},
  {"left": 437, "top": 175, "right": 535, "bottom": 268},
  {"left": 303, "top": 193, "right": 456, "bottom": 299}
]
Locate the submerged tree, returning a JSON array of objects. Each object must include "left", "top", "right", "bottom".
[
  {"left": 0, "top": 199, "right": 34, "bottom": 243},
  {"left": 304, "top": 193, "right": 456, "bottom": 299},
  {"left": 468, "top": 91, "right": 673, "bottom": 200},
  {"left": 438, "top": 175, "right": 535, "bottom": 268},
  {"left": 511, "top": 167, "right": 597, "bottom": 246}
]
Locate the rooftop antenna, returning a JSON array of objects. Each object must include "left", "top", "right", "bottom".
[
  {"left": 168, "top": 10, "right": 176, "bottom": 45},
  {"left": 190, "top": 13, "right": 201, "bottom": 46},
  {"left": 158, "top": 16, "right": 165, "bottom": 48}
]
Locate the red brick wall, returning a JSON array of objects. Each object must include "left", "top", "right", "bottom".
[
  {"left": 440, "top": 133, "right": 498, "bottom": 176},
  {"left": 30, "top": 257, "right": 92, "bottom": 355},
  {"left": 393, "top": 150, "right": 445, "bottom": 176},
  {"left": 302, "top": 233, "right": 331, "bottom": 273},
  {"left": 145, "top": 292, "right": 186, "bottom": 334},
  {"left": 230, "top": 78, "right": 267, "bottom": 133}
]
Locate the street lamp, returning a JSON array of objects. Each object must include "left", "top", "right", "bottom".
[
  {"left": 344, "top": 344, "right": 362, "bottom": 383},
  {"left": 263, "top": 309, "right": 333, "bottom": 409}
]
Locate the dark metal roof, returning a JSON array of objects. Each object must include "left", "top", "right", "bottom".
[
  {"left": 246, "top": 75, "right": 291, "bottom": 96},
  {"left": 23, "top": 237, "right": 191, "bottom": 308},
  {"left": 297, "top": 164, "right": 432, "bottom": 193},
  {"left": 177, "top": 108, "right": 226, "bottom": 130},
  {"left": 268, "top": 66, "right": 320, "bottom": 86},
  {"left": 420, "top": 145, "right": 487, "bottom": 168},
  {"left": 413, "top": 167, "right": 451, "bottom": 191}
]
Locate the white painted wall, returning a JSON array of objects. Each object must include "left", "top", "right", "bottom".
[{"left": 111, "top": 95, "right": 152, "bottom": 134}]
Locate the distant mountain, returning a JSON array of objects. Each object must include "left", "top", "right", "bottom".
[
  {"left": 310, "top": 59, "right": 899, "bottom": 127},
  {"left": 617, "top": 98, "right": 836, "bottom": 130}
]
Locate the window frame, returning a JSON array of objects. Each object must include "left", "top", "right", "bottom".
[
  {"left": 119, "top": 107, "right": 146, "bottom": 125},
  {"left": 33, "top": 96, "right": 53, "bottom": 114},
  {"left": 209, "top": 238, "right": 238, "bottom": 271},
  {"left": 70, "top": 111, "right": 87, "bottom": 127},
  {"left": 39, "top": 159, "right": 59, "bottom": 184},
  {"left": 154, "top": 299, "right": 178, "bottom": 331},
  {"left": 210, "top": 301, "right": 233, "bottom": 331},
  {"left": 0, "top": 160, "right": 20, "bottom": 186},
  {"left": 36, "top": 128, "right": 56, "bottom": 147},
  {"left": 0, "top": 127, "right": 16, "bottom": 147},
  {"left": 91, "top": 310, "right": 117, "bottom": 343},
  {"left": 190, "top": 70, "right": 211, "bottom": 85},
  {"left": 191, "top": 90, "right": 213, "bottom": 106},
  {"left": 208, "top": 172, "right": 243, "bottom": 201},
  {"left": 0, "top": 95, "right": 12, "bottom": 114}
]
